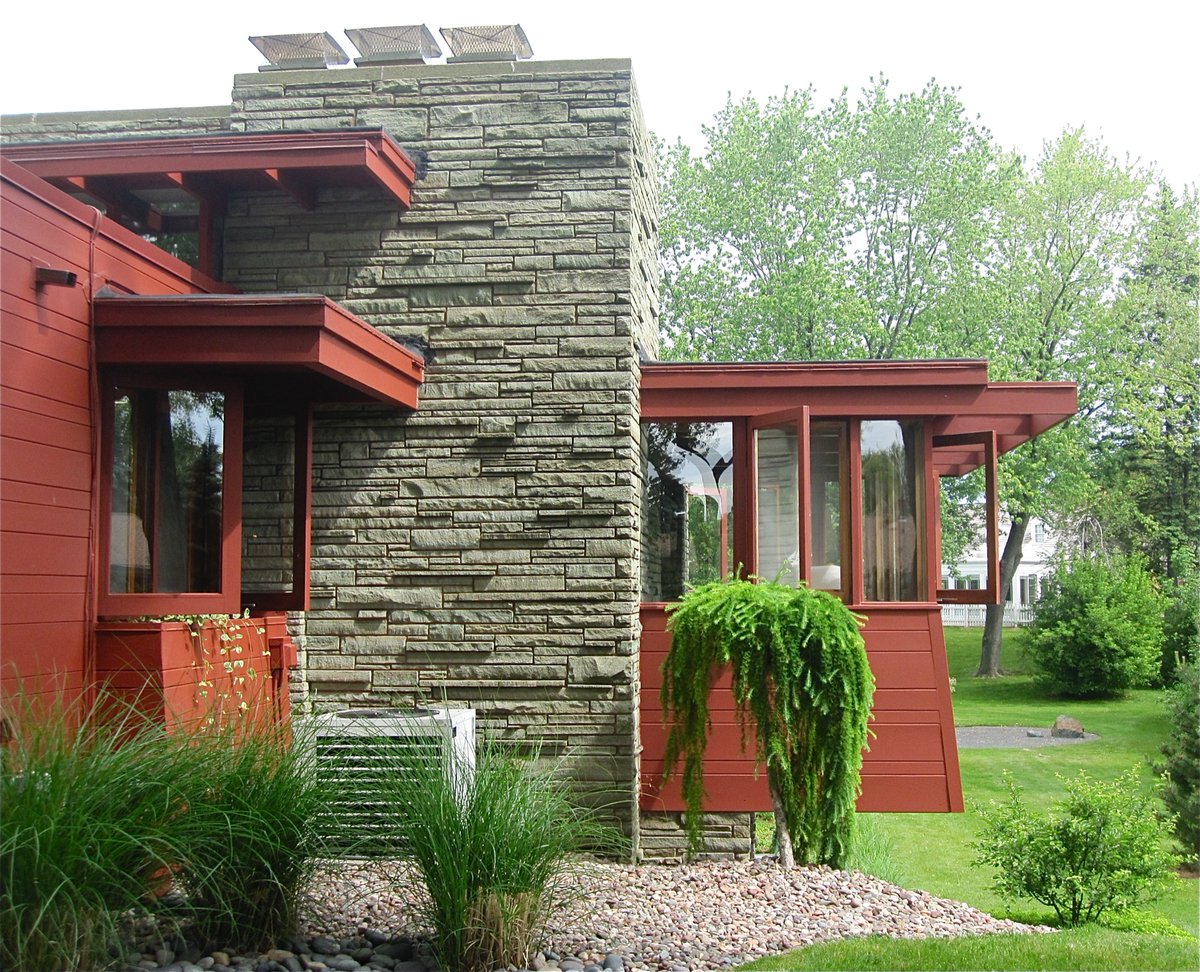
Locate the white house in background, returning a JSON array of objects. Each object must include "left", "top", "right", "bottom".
[{"left": 941, "top": 518, "right": 1057, "bottom": 626}]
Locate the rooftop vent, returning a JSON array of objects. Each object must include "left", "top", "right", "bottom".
[
  {"left": 345, "top": 25, "right": 442, "bottom": 65},
  {"left": 439, "top": 24, "right": 533, "bottom": 63},
  {"left": 249, "top": 32, "right": 350, "bottom": 71}
]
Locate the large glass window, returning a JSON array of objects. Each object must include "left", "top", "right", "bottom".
[
  {"left": 641, "top": 422, "right": 734, "bottom": 601},
  {"left": 109, "top": 389, "right": 226, "bottom": 595},
  {"left": 861, "top": 420, "right": 924, "bottom": 601}
]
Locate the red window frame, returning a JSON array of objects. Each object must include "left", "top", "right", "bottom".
[{"left": 98, "top": 372, "right": 244, "bottom": 617}]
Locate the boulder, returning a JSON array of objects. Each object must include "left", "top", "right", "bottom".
[{"left": 1051, "top": 715, "right": 1085, "bottom": 738}]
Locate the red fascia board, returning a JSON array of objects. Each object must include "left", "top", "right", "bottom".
[
  {"left": 642, "top": 359, "right": 991, "bottom": 390},
  {"left": 1, "top": 130, "right": 416, "bottom": 209},
  {"left": 93, "top": 294, "right": 423, "bottom": 409}
]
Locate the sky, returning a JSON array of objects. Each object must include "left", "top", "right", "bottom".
[{"left": 1, "top": 0, "right": 1195, "bottom": 189}]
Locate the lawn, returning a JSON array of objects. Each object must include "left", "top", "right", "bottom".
[{"left": 742, "top": 625, "right": 1199, "bottom": 970}]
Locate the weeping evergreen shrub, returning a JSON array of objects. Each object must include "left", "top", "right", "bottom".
[{"left": 661, "top": 576, "right": 874, "bottom": 867}]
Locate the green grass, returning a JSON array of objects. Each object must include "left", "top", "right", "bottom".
[
  {"left": 739, "top": 926, "right": 1200, "bottom": 970},
  {"left": 744, "top": 626, "right": 1200, "bottom": 969}
]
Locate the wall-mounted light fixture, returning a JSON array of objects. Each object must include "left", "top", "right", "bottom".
[{"left": 34, "top": 265, "right": 78, "bottom": 288}]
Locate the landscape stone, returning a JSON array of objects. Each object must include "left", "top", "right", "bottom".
[{"left": 1051, "top": 715, "right": 1085, "bottom": 738}]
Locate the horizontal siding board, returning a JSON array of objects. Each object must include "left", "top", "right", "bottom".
[
  {"left": 0, "top": 531, "right": 89, "bottom": 576},
  {"left": 0, "top": 434, "right": 92, "bottom": 490},
  {"left": 0, "top": 592, "right": 86, "bottom": 625},
  {"left": 0, "top": 479, "right": 91, "bottom": 511},
  {"left": 2, "top": 404, "right": 92, "bottom": 455},
  {"left": 0, "top": 500, "right": 91, "bottom": 539}
]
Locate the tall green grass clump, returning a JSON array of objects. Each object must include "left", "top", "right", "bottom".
[
  {"left": 1, "top": 695, "right": 188, "bottom": 972},
  {"left": 169, "top": 718, "right": 327, "bottom": 952},
  {"left": 377, "top": 730, "right": 619, "bottom": 972}
]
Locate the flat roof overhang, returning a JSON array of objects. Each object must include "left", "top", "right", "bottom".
[
  {"left": 640, "top": 359, "right": 1077, "bottom": 474},
  {"left": 93, "top": 293, "right": 424, "bottom": 409},
  {"left": 0, "top": 128, "right": 417, "bottom": 210}
]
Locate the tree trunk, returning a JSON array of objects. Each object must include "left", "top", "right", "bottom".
[
  {"left": 768, "top": 773, "right": 795, "bottom": 868},
  {"left": 977, "top": 514, "right": 1031, "bottom": 676}
]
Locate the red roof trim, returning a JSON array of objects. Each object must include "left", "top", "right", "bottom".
[
  {"left": 93, "top": 293, "right": 424, "bottom": 409},
  {"left": 640, "top": 359, "right": 1077, "bottom": 463},
  {"left": 1, "top": 129, "right": 417, "bottom": 209}
]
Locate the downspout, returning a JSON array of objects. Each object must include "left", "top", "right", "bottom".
[{"left": 83, "top": 205, "right": 104, "bottom": 712}]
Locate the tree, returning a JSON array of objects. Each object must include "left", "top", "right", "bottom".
[
  {"left": 658, "top": 79, "right": 1008, "bottom": 363},
  {"left": 1092, "top": 185, "right": 1200, "bottom": 580},
  {"left": 660, "top": 577, "right": 873, "bottom": 868},
  {"left": 974, "top": 132, "right": 1148, "bottom": 675}
]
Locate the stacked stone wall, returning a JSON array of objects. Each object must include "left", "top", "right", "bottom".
[
  {"left": 220, "top": 59, "right": 658, "bottom": 847},
  {"left": 1, "top": 106, "right": 230, "bottom": 141}
]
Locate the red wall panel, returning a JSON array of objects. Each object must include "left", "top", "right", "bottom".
[
  {"left": 639, "top": 603, "right": 965, "bottom": 813},
  {"left": 0, "top": 159, "right": 215, "bottom": 708}
]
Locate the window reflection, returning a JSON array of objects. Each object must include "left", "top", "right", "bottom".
[
  {"left": 861, "top": 420, "right": 924, "bottom": 601},
  {"left": 756, "top": 427, "right": 800, "bottom": 585},
  {"left": 641, "top": 422, "right": 734, "bottom": 601},
  {"left": 810, "top": 423, "right": 847, "bottom": 593},
  {"left": 110, "top": 390, "right": 224, "bottom": 594}
]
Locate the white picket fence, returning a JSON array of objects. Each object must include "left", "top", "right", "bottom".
[{"left": 941, "top": 604, "right": 1036, "bottom": 627}]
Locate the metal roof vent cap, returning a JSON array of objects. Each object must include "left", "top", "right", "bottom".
[
  {"left": 439, "top": 24, "right": 532, "bottom": 63},
  {"left": 249, "top": 32, "right": 350, "bottom": 72},
  {"left": 345, "top": 25, "right": 442, "bottom": 65}
]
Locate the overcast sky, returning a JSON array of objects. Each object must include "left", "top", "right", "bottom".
[{"left": 2, "top": 0, "right": 1194, "bottom": 189}]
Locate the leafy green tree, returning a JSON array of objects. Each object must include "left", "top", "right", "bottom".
[
  {"left": 966, "top": 131, "right": 1148, "bottom": 675},
  {"left": 659, "top": 79, "right": 1008, "bottom": 363},
  {"left": 1091, "top": 185, "right": 1200, "bottom": 582},
  {"left": 1155, "top": 662, "right": 1199, "bottom": 862}
]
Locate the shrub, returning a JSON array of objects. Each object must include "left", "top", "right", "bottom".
[
  {"left": 377, "top": 732, "right": 618, "bottom": 972},
  {"left": 972, "top": 770, "right": 1179, "bottom": 926},
  {"left": 1155, "top": 662, "right": 1199, "bottom": 862},
  {"left": 1027, "top": 555, "right": 1165, "bottom": 697},
  {"left": 1, "top": 695, "right": 189, "bottom": 972},
  {"left": 660, "top": 576, "right": 873, "bottom": 868},
  {"left": 170, "top": 719, "right": 327, "bottom": 952},
  {"left": 1161, "top": 571, "right": 1200, "bottom": 684}
]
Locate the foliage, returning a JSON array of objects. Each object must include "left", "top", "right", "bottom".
[
  {"left": 972, "top": 770, "right": 1179, "bottom": 926},
  {"left": 1026, "top": 555, "right": 1165, "bottom": 697},
  {"left": 1, "top": 695, "right": 189, "bottom": 971},
  {"left": 0, "top": 690, "right": 331, "bottom": 970},
  {"left": 1154, "top": 662, "right": 1199, "bottom": 861},
  {"left": 660, "top": 576, "right": 873, "bottom": 867},
  {"left": 168, "top": 719, "right": 326, "bottom": 951},
  {"left": 376, "top": 733, "right": 618, "bottom": 972},
  {"left": 1161, "top": 568, "right": 1200, "bottom": 683},
  {"left": 1098, "top": 907, "right": 1197, "bottom": 941}
]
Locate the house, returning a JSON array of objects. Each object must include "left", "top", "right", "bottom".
[
  {"left": 941, "top": 518, "right": 1056, "bottom": 626},
  {"left": 0, "top": 31, "right": 1076, "bottom": 860}
]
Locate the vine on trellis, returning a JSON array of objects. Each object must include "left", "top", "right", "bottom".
[{"left": 661, "top": 575, "right": 874, "bottom": 868}]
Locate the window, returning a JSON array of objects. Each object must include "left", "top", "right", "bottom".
[
  {"left": 101, "top": 382, "right": 242, "bottom": 615},
  {"left": 641, "top": 422, "right": 734, "bottom": 601},
  {"left": 861, "top": 420, "right": 925, "bottom": 601},
  {"left": 1019, "top": 573, "right": 1040, "bottom": 606},
  {"left": 1033, "top": 520, "right": 1046, "bottom": 543},
  {"left": 810, "top": 422, "right": 848, "bottom": 593}
]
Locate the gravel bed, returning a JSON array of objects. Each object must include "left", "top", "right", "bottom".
[
  {"left": 298, "top": 858, "right": 1052, "bottom": 971},
  {"left": 956, "top": 725, "right": 1099, "bottom": 748}
]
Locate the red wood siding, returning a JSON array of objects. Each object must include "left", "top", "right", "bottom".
[
  {"left": 0, "top": 159, "right": 220, "bottom": 709},
  {"left": 639, "top": 603, "right": 964, "bottom": 813}
]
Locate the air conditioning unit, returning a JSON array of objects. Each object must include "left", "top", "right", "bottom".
[{"left": 303, "top": 706, "right": 475, "bottom": 855}]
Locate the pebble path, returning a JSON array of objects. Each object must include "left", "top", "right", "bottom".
[{"left": 125, "top": 859, "right": 1051, "bottom": 972}]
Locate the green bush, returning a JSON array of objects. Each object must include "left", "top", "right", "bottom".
[
  {"left": 972, "top": 770, "right": 1179, "bottom": 926},
  {"left": 1155, "top": 662, "right": 1199, "bottom": 862},
  {"left": 1161, "top": 572, "right": 1199, "bottom": 683},
  {"left": 170, "top": 720, "right": 327, "bottom": 952},
  {"left": 377, "top": 732, "right": 619, "bottom": 972},
  {"left": 1027, "top": 555, "right": 1165, "bottom": 697},
  {"left": 1, "top": 692, "right": 330, "bottom": 970},
  {"left": 1, "top": 696, "right": 189, "bottom": 971}
]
